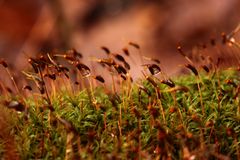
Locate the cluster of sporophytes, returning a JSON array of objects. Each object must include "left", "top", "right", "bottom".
[{"left": 0, "top": 28, "right": 240, "bottom": 159}]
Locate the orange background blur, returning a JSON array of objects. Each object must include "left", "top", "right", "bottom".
[{"left": 0, "top": 0, "right": 240, "bottom": 76}]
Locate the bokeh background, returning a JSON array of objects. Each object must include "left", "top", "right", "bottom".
[{"left": 0, "top": 0, "right": 240, "bottom": 77}]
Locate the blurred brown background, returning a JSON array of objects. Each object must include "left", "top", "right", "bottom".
[{"left": 0, "top": 0, "right": 240, "bottom": 77}]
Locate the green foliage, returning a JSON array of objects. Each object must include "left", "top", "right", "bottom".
[{"left": 1, "top": 68, "right": 239, "bottom": 159}]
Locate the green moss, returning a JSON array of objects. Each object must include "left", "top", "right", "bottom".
[{"left": 1, "top": 68, "right": 237, "bottom": 159}]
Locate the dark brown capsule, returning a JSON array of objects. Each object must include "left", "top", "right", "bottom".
[
  {"left": 113, "top": 54, "right": 125, "bottom": 62},
  {"left": 63, "top": 54, "right": 76, "bottom": 61},
  {"left": 120, "top": 74, "right": 127, "bottom": 80},
  {"left": 146, "top": 76, "right": 158, "bottom": 88},
  {"left": 58, "top": 65, "right": 70, "bottom": 72},
  {"left": 76, "top": 63, "right": 91, "bottom": 77},
  {"left": 202, "top": 43, "right": 207, "bottom": 49},
  {"left": 98, "top": 62, "right": 106, "bottom": 68},
  {"left": 39, "top": 86, "right": 45, "bottom": 94},
  {"left": 221, "top": 32, "right": 227, "bottom": 44},
  {"left": 143, "top": 64, "right": 161, "bottom": 75},
  {"left": 201, "top": 65, "right": 210, "bottom": 73},
  {"left": 4, "top": 100, "right": 25, "bottom": 112},
  {"left": 149, "top": 64, "right": 161, "bottom": 75},
  {"left": 98, "top": 58, "right": 116, "bottom": 66},
  {"left": 37, "top": 80, "right": 45, "bottom": 94},
  {"left": 28, "top": 57, "right": 37, "bottom": 64},
  {"left": 70, "top": 48, "right": 83, "bottom": 59},
  {"left": 94, "top": 75, "right": 105, "bottom": 83},
  {"left": 39, "top": 55, "right": 46, "bottom": 61},
  {"left": 129, "top": 42, "right": 140, "bottom": 49},
  {"left": 185, "top": 64, "right": 198, "bottom": 76},
  {"left": 138, "top": 85, "right": 151, "bottom": 96},
  {"left": 29, "top": 57, "right": 45, "bottom": 68},
  {"left": 101, "top": 46, "right": 110, "bottom": 54},
  {"left": 124, "top": 61, "right": 130, "bottom": 70},
  {"left": 76, "top": 63, "right": 90, "bottom": 71},
  {"left": 122, "top": 48, "right": 129, "bottom": 56},
  {"left": 109, "top": 93, "right": 122, "bottom": 105},
  {"left": 130, "top": 76, "right": 133, "bottom": 82},
  {"left": 120, "top": 74, "right": 132, "bottom": 82},
  {"left": 152, "top": 58, "right": 160, "bottom": 64},
  {"left": 64, "top": 48, "right": 83, "bottom": 60},
  {"left": 210, "top": 37, "right": 216, "bottom": 46},
  {"left": 177, "top": 45, "right": 186, "bottom": 57},
  {"left": 64, "top": 73, "right": 69, "bottom": 79},
  {"left": 216, "top": 57, "right": 222, "bottom": 67},
  {"left": 114, "top": 64, "right": 127, "bottom": 75},
  {"left": 28, "top": 58, "right": 39, "bottom": 73},
  {"left": 34, "top": 56, "right": 47, "bottom": 71},
  {"left": 44, "top": 73, "right": 56, "bottom": 80},
  {"left": 0, "top": 59, "right": 8, "bottom": 68},
  {"left": 199, "top": 54, "right": 205, "bottom": 61},
  {"left": 39, "top": 55, "right": 49, "bottom": 68},
  {"left": 6, "top": 87, "right": 12, "bottom": 93},
  {"left": 23, "top": 85, "right": 32, "bottom": 91},
  {"left": 161, "top": 79, "right": 175, "bottom": 88}
]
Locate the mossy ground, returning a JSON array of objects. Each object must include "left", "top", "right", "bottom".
[{"left": 0, "top": 67, "right": 239, "bottom": 159}]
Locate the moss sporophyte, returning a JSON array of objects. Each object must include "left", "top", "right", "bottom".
[{"left": 0, "top": 26, "right": 239, "bottom": 159}]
